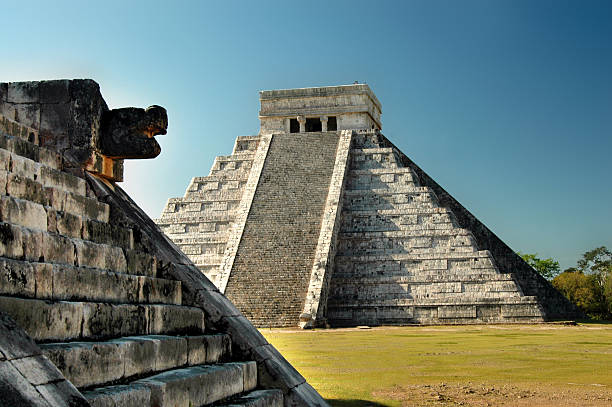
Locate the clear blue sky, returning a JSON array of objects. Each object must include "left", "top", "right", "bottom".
[{"left": 2, "top": 1, "right": 610, "bottom": 270}]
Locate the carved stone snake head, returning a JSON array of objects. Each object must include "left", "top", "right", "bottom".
[{"left": 98, "top": 105, "right": 168, "bottom": 159}]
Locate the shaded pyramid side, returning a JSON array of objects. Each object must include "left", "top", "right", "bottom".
[{"left": 326, "top": 130, "right": 581, "bottom": 326}]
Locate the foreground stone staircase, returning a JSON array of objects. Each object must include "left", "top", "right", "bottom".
[
  {"left": 0, "top": 79, "right": 326, "bottom": 407},
  {"left": 326, "top": 131, "right": 544, "bottom": 325},
  {"left": 0, "top": 116, "right": 281, "bottom": 406}
]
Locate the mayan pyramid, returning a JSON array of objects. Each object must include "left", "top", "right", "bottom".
[
  {"left": 157, "top": 84, "right": 581, "bottom": 328},
  {"left": 0, "top": 80, "right": 325, "bottom": 407}
]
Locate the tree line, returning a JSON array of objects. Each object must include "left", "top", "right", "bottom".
[{"left": 518, "top": 246, "right": 612, "bottom": 320}]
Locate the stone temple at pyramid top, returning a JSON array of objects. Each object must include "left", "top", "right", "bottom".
[{"left": 258, "top": 83, "right": 382, "bottom": 135}]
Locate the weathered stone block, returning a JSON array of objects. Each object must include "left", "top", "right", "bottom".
[
  {"left": 0, "top": 360, "right": 51, "bottom": 407},
  {"left": 438, "top": 305, "right": 476, "bottom": 319},
  {"left": 0, "top": 195, "right": 47, "bottom": 230},
  {"left": 46, "top": 209, "right": 82, "bottom": 238},
  {"left": 35, "top": 380, "right": 89, "bottom": 407},
  {"left": 64, "top": 192, "right": 109, "bottom": 222},
  {"left": 84, "top": 384, "right": 151, "bottom": 407},
  {"left": 83, "top": 219, "right": 133, "bottom": 249},
  {"left": 52, "top": 265, "right": 139, "bottom": 303},
  {"left": 116, "top": 336, "right": 156, "bottom": 378},
  {"left": 42, "top": 341, "right": 124, "bottom": 388},
  {"left": 148, "top": 304, "right": 205, "bottom": 335},
  {"left": 139, "top": 276, "right": 181, "bottom": 305},
  {"left": 7, "top": 173, "right": 46, "bottom": 205},
  {"left": 82, "top": 303, "right": 148, "bottom": 339},
  {"left": 143, "top": 335, "right": 188, "bottom": 371},
  {"left": 0, "top": 222, "right": 24, "bottom": 259},
  {"left": 74, "top": 239, "right": 126, "bottom": 272},
  {"left": 126, "top": 249, "right": 156, "bottom": 276},
  {"left": 0, "top": 311, "right": 42, "bottom": 360},
  {"left": 0, "top": 258, "right": 38, "bottom": 298},
  {"left": 13, "top": 104, "right": 41, "bottom": 130},
  {"left": 42, "top": 232, "right": 74, "bottom": 265},
  {"left": 136, "top": 364, "right": 244, "bottom": 407},
  {"left": 501, "top": 304, "right": 542, "bottom": 318},
  {"left": 40, "top": 166, "right": 86, "bottom": 196},
  {"left": 0, "top": 297, "right": 83, "bottom": 341},
  {"left": 11, "top": 355, "right": 64, "bottom": 386},
  {"left": 10, "top": 153, "right": 41, "bottom": 179},
  {"left": 39, "top": 80, "right": 70, "bottom": 104},
  {"left": 38, "top": 148, "right": 62, "bottom": 170},
  {"left": 7, "top": 82, "right": 40, "bottom": 103}
]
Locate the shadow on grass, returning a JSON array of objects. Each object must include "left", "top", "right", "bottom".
[
  {"left": 577, "top": 319, "right": 612, "bottom": 325},
  {"left": 328, "top": 399, "right": 391, "bottom": 407}
]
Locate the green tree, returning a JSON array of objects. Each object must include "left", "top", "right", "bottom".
[
  {"left": 553, "top": 246, "right": 612, "bottom": 320},
  {"left": 517, "top": 252, "right": 561, "bottom": 280},
  {"left": 576, "top": 246, "right": 612, "bottom": 286},
  {"left": 552, "top": 271, "right": 602, "bottom": 316}
]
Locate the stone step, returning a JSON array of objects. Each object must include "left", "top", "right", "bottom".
[
  {"left": 340, "top": 222, "right": 456, "bottom": 233},
  {"left": 330, "top": 272, "right": 514, "bottom": 284},
  {"left": 344, "top": 186, "right": 430, "bottom": 195},
  {"left": 233, "top": 136, "right": 260, "bottom": 154},
  {"left": 157, "top": 212, "right": 233, "bottom": 223},
  {"left": 192, "top": 173, "right": 251, "bottom": 183},
  {"left": 343, "top": 207, "right": 451, "bottom": 216},
  {"left": 0, "top": 257, "right": 178, "bottom": 304},
  {"left": 220, "top": 389, "right": 284, "bottom": 407},
  {"left": 0, "top": 126, "right": 63, "bottom": 170},
  {"left": 339, "top": 229, "right": 473, "bottom": 239},
  {"left": 41, "top": 333, "right": 231, "bottom": 388},
  {"left": 168, "top": 234, "right": 229, "bottom": 245},
  {"left": 0, "top": 296, "right": 205, "bottom": 341},
  {"left": 186, "top": 179, "right": 247, "bottom": 193},
  {"left": 351, "top": 147, "right": 395, "bottom": 155},
  {"left": 171, "top": 206, "right": 238, "bottom": 217},
  {"left": 349, "top": 167, "right": 414, "bottom": 175},
  {"left": 84, "top": 362, "right": 257, "bottom": 407},
  {"left": 1, "top": 179, "right": 109, "bottom": 226},
  {"left": 0, "top": 221, "right": 157, "bottom": 276},
  {"left": 335, "top": 250, "right": 494, "bottom": 263},
  {"left": 329, "top": 290, "right": 522, "bottom": 304},
  {"left": 176, "top": 242, "right": 226, "bottom": 257},
  {"left": 179, "top": 189, "right": 245, "bottom": 202},
  {"left": 327, "top": 296, "right": 536, "bottom": 308},
  {"left": 2, "top": 147, "right": 87, "bottom": 197},
  {"left": 214, "top": 153, "right": 256, "bottom": 162},
  {"left": 160, "top": 220, "right": 231, "bottom": 236},
  {"left": 337, "top": 246, "right": 478, "bottom": 257}
]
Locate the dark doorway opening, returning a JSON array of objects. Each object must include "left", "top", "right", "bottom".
[
  {"left": 327, "top": 116, "right": 337, "bottom": 131},
  {"left": 290, "top": 118, "right": 299, "bottom": 133},
  {"left": 306, "top": 118, "right": 322, "bottom": 132}
]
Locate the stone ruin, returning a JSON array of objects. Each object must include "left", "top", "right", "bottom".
[
  {"left": 0, "top": 79, "right": 326, "bottom": 407},
  {"left": 157, "top": 84, "right": 582, "bottom": 328}
]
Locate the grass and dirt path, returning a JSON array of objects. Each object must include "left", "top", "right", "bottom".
[{"left": 261, "top": 323, "right": 612, "bottom": 406}]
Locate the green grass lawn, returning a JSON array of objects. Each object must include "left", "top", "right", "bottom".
[{"left": 261, "top": 323, "right": 612, "bottom": 406}]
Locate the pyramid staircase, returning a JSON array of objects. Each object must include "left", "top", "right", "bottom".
[
  {"left": 157, "top": 136, "right": 260, "bottom": 285},
  {"left": 0, "top": 97, "right": 321, "bottom": 406}
]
